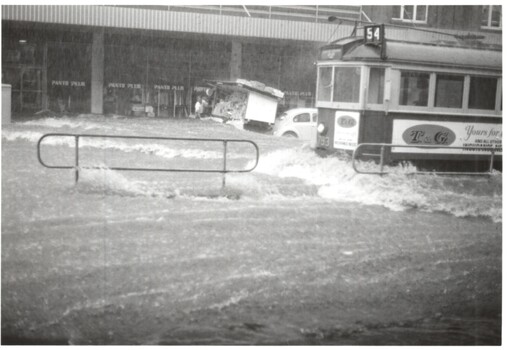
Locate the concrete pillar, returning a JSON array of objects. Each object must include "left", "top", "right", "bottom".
[
  {"left": 230, "top": 40, "right": 242, "bottom": 80},
  {"left": 2, "top": 84, "right": 12, "bottom": 124},
  {"left": 42, "top": 42, "right": 49, "bottom": 110},
  {"left": 91, "top": 29, "right": 104, "bottom": 114}
]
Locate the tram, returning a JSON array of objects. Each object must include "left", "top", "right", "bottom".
[{"left": 314, "top": 24, "right": 502, "bottom": 172}]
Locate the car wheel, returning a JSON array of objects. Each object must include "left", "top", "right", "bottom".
[{"left": 283, "top": 132, "right": 298, "bottom": 138}]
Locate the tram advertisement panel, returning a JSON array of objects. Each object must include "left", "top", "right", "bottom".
[
  {"left": 392, "top": 120, "right": 502, "bottom": 155},
  {"left": 333, "top": 111, "right": 360, "bottom": 150}
]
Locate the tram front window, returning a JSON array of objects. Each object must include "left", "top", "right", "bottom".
[
  {"left": 333, "top": 66, "right": 360, "bottom": 103},
  {"left": 368, "top": 67, "right": 385, "bottom": 104},
  {"left": 399, "top": 71, "right": 429, "bottom": 106},
  {"left": 318, "top": 67, "right": 333, "bottom": 101}
]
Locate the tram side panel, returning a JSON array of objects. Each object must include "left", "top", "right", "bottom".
[
  {"left": 316, "top": 108, "right": 390, "bottom": 158},
  {"left": 316, "top": 108, "right": 502, "bottom": 171},
  {"left": 387, "top": 113, "right": 502, "bottom": 171}
]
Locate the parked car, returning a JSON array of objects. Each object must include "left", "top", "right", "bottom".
[{"left": 273, "top": 108, "right": 318, "bottom": 144}]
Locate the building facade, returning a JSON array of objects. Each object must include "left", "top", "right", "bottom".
[{"left": 1, "top": 5, "right": 502, "bottom": 119}]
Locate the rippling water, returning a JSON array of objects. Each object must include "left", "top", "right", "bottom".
[
  {"left": 3, "top": 116, "right": 502, "bottom": 222},
  {"left": 1, "top": 115, "right": 502, "bottom": 345}
]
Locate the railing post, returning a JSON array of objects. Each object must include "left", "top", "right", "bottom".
[
  {"left": 222, "top": 140, "right": 228, "bottom": 189},
  {"left": 489, "top": 146, "right": 495, "bottom": 173},
  {"left": 352, "top": 145, "right": 358, "bottom": 173},
  {"left": 75, "top": 136, "right": 80, "bottom": 184},
  {"left": 379, "top": 145, "right": 385, "bottom": 175}
]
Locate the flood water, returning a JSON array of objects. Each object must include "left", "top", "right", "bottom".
[{"left": 1, "top": 115, "right": 502, "bottom": 345}]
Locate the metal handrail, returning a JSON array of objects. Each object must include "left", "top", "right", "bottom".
[
  {"left": 37, "top": 133, "right": 259, "bottom": 187},
  {"left": 353, "top": 143, "right": 499, "bottom": 176}
]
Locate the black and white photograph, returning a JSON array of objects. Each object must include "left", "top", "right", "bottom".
[{"left": 1, "top": 2, "right": 504, "bottom": 345}]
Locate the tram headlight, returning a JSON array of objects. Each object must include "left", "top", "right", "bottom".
[{"left": 317, "top": 123, "right": 327, "bottom": 135}]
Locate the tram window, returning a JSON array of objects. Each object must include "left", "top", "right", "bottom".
[
  {"left": 368, "top": 68, "right": 385, "bottom": 104},
  {"left": 435, "top": 74, "right": 464, "bottom": 108},
  {"left": 469, "top": 76, "right": 497, "bottom": 110},
  {"left": 333, "top": 67, "right": 360, "bottom": 103},
  {"left": 318, "top": 67, "right": 333, "bottom": 101},
  {"left": 399, "top": 71, "right": 429, "bottom": 106}
]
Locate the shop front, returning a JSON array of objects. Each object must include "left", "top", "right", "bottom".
[
  {"left": 47, "top": 42, "right": 91, "bottom": 114},
  {"left": 103, "top": 33, "right": 230, "bottom": 118},
  {"left": 281, "top": 90, "right": 314, "bottom": 110},
  {"left": 2, "top": 30, "right": 45, "bottom": 114},
  {"left": 3, "top": 21, "right": 317, "bottom": 119},
  {"left": 2, "top": 24, "right": 92, "bottom": 117},
  {"left": 242, "top": 41, "right": 317, "bottom": 113}
]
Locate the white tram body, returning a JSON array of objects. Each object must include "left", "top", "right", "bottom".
[{"left": 314, "top": 25, "right": 502, "bottom": 171}]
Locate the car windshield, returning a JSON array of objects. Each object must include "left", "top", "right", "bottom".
[{"left": 278, "top": 112, "right": 288, "bottom": 120}]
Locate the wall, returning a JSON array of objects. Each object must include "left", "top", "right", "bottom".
[
  {"left": 428, "top": 6, "right": 482, "bottom": 31},
  {"left": 365, "top": 5, "right": 486, "bottom": 32}
]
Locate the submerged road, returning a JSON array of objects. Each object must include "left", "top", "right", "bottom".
[{"left": 1, "top": 116, "right": 502, "bottom": 345}]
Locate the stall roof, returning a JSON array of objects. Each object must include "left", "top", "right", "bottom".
[{"left": 210, "top": 79, "right": 284, "bottom": 99}]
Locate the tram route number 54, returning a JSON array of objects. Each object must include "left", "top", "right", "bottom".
[{"left": 364, "top": 25, "right": 384, "bottom": 45}]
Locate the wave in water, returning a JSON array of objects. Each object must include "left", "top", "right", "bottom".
[
  {"left": 2, "top": 130, "right": 233, "bottom": 160},
  {"left": 8, "top": 125, "right": 499, "bottom": 222},
  {"left": 253, "top": 148, "right": 502, "bottom": 222},
  {"left": 21, "top": 116, "right": 113, "bottom": 131},
  {"left": 72, "top": 147, "right": 501, "bottom": 222}
]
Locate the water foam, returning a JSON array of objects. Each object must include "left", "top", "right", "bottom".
[
  {"left": 75, "top": 166, "right": 150, "bottom": 197},
  {"left": 59, "top": 146, "right": 502, "bottom": 222},
  {"left": 4, "top": 125, "right": 500, "bottom": 222},
  {"left": 2, "top": 130, "right": 45, "bottom": 143},
  {"left": 2, "top": 129, "right": 229, "bottom": 160},
  {"left": 254, "top": 148, "right": 502, "bottom": 222},
  {"left": 21, "top": 116, "right": 110, "bottom": 130}
]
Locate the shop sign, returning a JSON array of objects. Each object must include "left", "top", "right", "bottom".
[
  {"left": 107, "top": 83, "right": 142, "bottom": 89},
  {"left": 392, "top": 120, "right": 502, "bottom": 155},
  {"left": 52, "top": 80, "right": 86, "bottom": 87},
  {"left": 154, "top": 85, "right": 184, "bottom": 90},
  {"left": 333, "top": 111, "right": 360, "bottom": 150}
]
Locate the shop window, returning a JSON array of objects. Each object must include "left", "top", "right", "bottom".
[
  {"left": 317, "top": 66, "right": 333, "bottom": 101},
  {"left": 2, "top": 43, "right": 38, "bottom": 65},
  {"left": 293, "top": 113, "right": 311, "bottom": 123},
  {"left": 481, "top": 5, "right": 501, "bottom": 30},
  {"left": 399, "top": 71, "right": 429, "bottom": 107},
  {"left": 2, "top": 68, "right": 20, "bottom": 90},
  {"left": 435, "top": 74, "right": 464, "bottom": 108},
  {"left": 468, "top": 76, "right": 497, "bottom": 110},
  {"left": 47, "top": 43, "right": 91, "bottom": 114},
  {"left": 333, "top": 66, "right": 360, "bottom": 103},
  {"left": 368, "top": 67, "right": 385, "bottom": 104},
  {"left": 2, "top": 36, "right": 46, "bottom": 113},
  {"left": 392, "top": 5, "right": 428, "bottom": 23}
]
